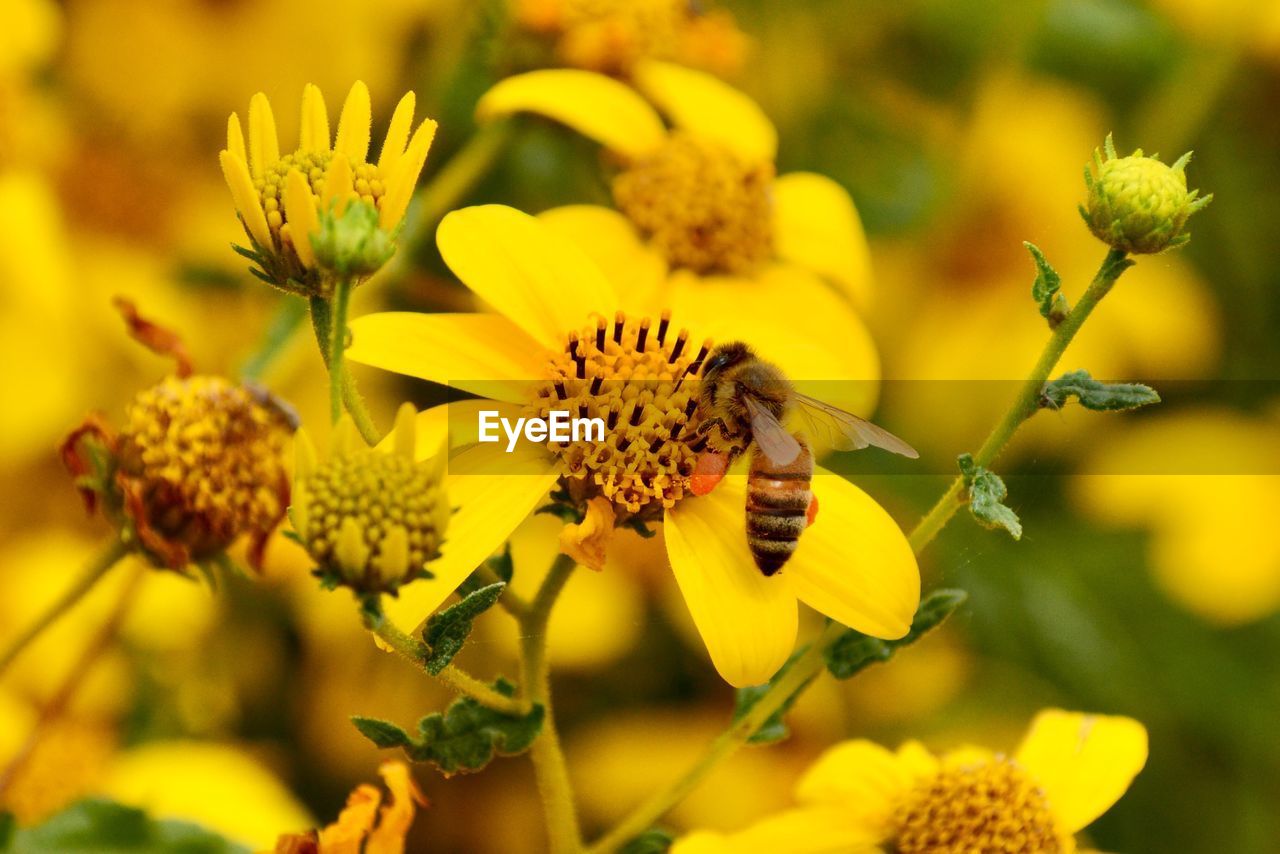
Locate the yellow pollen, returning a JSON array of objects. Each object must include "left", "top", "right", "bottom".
[
  {"left": 530, "top": 311, "right": 710, "bottom": 516},
  {"left": 890, "top": 757, "right": 1065, "bottom": 854},
  {"left": 612, "top": 133, "right": 774, "bottom": 275},
  {"left": 299, "top": 450, "right": 447, "bottom": 593},
  {"left": 254, "top": 150, "right": 387, "bottom": 243},
  {"left": 118, "top": 376, "right": 293, "bottom": 564}
]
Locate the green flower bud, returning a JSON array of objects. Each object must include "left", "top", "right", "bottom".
[
  {"left": 312, "top": 199, "right": 397, "bottom": 280},
  {"left": 1081, "top": 134, "right": 1212, "bottom": 254}
]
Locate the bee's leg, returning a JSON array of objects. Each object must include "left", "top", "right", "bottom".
[{"left": 696, "top": 417, "right": 728, "bottom": 438}]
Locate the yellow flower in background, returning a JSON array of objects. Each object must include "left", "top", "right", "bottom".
[
  {"left": 291, "top": 405, "right": 450, "bottom": 596},
  {"left": 99, "top": 741, "right": 314, "bottom": 850},
  {"left": 478, "top": 64, "right": 874, "bottom": 306},
  {"left": 675, "top": 709, "right": 1148, "bottom": 854},
  {"left": 345, "top": 204, "right": 918, "bottom": 687},
  {"left": 1073, "top": 408, "right": 1280, "bottom": 625},
  {"left": 268, "top": 761, "right": 425, "bottom": 854},
  {"left": 219, "top": 82, "right": 436, "bottom": 294},
  {"left": 513, "top": 0, "right": 748, "bottom": 78},
  {"left": 1150, "top": 0, "right": 1280, "bottom": 60}
]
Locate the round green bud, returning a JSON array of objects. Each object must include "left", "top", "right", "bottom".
[{"left": 1082, "top": 135, "right": 1212, "bottom": 255}]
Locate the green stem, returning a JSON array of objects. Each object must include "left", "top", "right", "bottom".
[
  {"left": 365, "top": 611, "right": 528, "bottom": 716},
  {"left": 908, "top": 247, "right": 1130, "bottom": 552},
  {"left": 520, "top": 554, "right": 582, "bottom": 854},
  {"left": 388, "top": 120, "right": 515, "bottom": 283},
  {"left": 328, "top": 278, "right": 352, "bottom": 426},
  {"left": 309, "top": 295, "right": 381, "bottom": 445},
  {"left": 473, "top": 562, "right": 532, "bottom": 620},
  {"left": 585, "top": 247, "right": 1133, "bottom": 853},
  {"left": 0, "top": 538, "right": 130, "bottom": 678}
]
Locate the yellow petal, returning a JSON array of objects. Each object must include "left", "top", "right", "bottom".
[
  {"left": 380, "top": 118, "right": 437, "bottom": 232},
  {"left": 794, "top": 740, "right": 927, "bottom": 832},
  {"left": 219, "top": 150, "right": 272, "bottom": 249},
  {"left": 437, "top": 205, "right": 619, "bottom": 350},
  {"left": 477, "top": 69, "right": 666, "bottom": 159},
  {"left": 392, "top": 402, "right": 417, "bottom": 460},
  {"left": 335, "top": 516, "right": 371, "bottom": 575},
  {"left": 378, "top": 91, "right": 417, "bottom": 174},
  {"left": 247, "top": 92, "right": 280, "bottom": 179},
  {"left": 674, "top": 807, "right": 881, "bottom": 854},
  {"left": 785, "top": 466, "right": 918, "bottom": 639},
  {"left": 667, "top": 264, "right": 881, "bottom": 420},
  {"left": 346, "top": 312, "right": 545, "bottom": 404},
  {"left": 1015, "top": 709, "right": 1148, "bottom": 833},
  {"left": 365, "top": 761, "right": 425, "bottom": 854},
  {"left": 322, "top": 152, "right": 354, "bottom": 215},
  {"left": 537, "top": 205, "right": 668, "bottom": 311},
  {"left": 299, "top": 83, "right": 331, "bottom": 153},
  {"left": 226, "top": 113, "right": 246, "bottom": 164},
  {"left": 773, "top": 172, "right": 873, "bottom": 309},
  {"left": 382, "top": 446, "right": 559, "bottom": 628},
  {"left": 632, "top": 60, "right": 777, "bottom": 163},
  {"left": 335, "top": 80, "right": 372, "bottom": 163},
  {"left": 283, "top": 169, "right": 320, "bottom": 268},
  {"left": 664, "top": 477, "right": 797, "bottom": 687},
  {"left": 381, "top": 400, "right": 528, "bottom": 457}
]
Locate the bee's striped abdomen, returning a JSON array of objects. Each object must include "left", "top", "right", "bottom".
[{"left": 745, "top": 441, "right": 814, "bottom": 576}]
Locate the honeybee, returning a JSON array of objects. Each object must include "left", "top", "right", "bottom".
[{"left": 690, "top": 342, "right": 918, "bottom": 576}]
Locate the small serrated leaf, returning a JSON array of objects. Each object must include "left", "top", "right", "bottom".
[
  {"left": 825, "top": 589, "right": 967, "bottom": 679},
  {"left": 422, "top": 583, "right": 506, "bottom": 674},
  {"left": 351, "top": 716, "right": 413, "bottom": 749},
  {"left": 411, "top": 694, "right": 545, "bottom": 776},
  {"left": 1041, "top": 370, "right": 1160, "bottom": 412},
  {"left": 958, "top": 454, "right": 1022, "bottom": 540},
  {"left": 732, "top": 647, "right": 815, "bottom": 744},
  {"left": 1025, "top": 242, "right": 1069, "bottom": 326}
]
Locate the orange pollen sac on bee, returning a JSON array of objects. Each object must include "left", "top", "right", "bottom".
[
  {"left": 612, "top": 132, "right": 775, "bottom": 275},
  {"left": 530, "top": 311, "right": 712, "bottom": 516},
  {"left": 890, "top": 757, "right": 1064, "bottom": 854},
  {"left": 255, "top": 150, "right": 386, "bottom": 246}
]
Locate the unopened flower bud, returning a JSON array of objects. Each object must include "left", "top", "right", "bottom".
[{"left": 311, "top": 199, "right": 397, "bottom": 280}]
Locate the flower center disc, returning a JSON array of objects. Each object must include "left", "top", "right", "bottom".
[
  {"left": 531, "top": 311, "right": 711, "bottom": 516},
  {"left": 254, "top": 150, "right": 387, "bottom": 242},
  {"left": 613, "top": 133, "right": 774, "bottom": 275},
  {"left": 890, "top": 758, "right": 1064, "bottom": 854}
]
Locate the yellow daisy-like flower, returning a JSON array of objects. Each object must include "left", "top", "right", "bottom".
[
  {"left": 345, "top": 204, "right": 918, "bottom": 688},
  {"left": 291, "top": 405, "right": 450, "bottom": 596},
  {"left": 513, "top": 0, "right": 748, "bottom": 78},
  {"left": 219, "top": 81, "right": 437, "bottom": 295},
  {"left": 674, "top": 709, "right": 1149, "bottom": 854},
  {"left": 476, "top": 63, "right": 873, "bottom": 308}
]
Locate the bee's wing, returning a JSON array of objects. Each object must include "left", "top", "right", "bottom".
[
  {"left": 744, "top": 395, "right": 803, "bottom": 465},
  {"left": 793, "top": 393, "right": 919, "bottom": 459}
]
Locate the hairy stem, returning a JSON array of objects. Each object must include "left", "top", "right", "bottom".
[
  {"left": 520, "top": 554, "right": 581, "bottom": 854},
  {"left": 309, "top": 295, "right": 381, "bottom": 445},
  {"left": 328, "top": 278, "right": 352, "bottom": 426},
  {"left": 0, "top": 538, "right": 130, "bottom": 678},
  {"left": 365, "top": 611, "right": 528, "bottom": 716},
  {"left": 586, "top": 247, "right": 1132, "bottom": 852}
]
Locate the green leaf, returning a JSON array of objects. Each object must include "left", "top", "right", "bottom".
[
  {"left": 351, "top": 716, "right": 414, "bottom": 749},
  {"left": 486, "top": 544, "right": 514, "bottom": 583},
  {"left": 620, "top": 829, "right": 674, "bottom": 854},
  {"left": 958, "top": 454, "right": 1022, "bottom": 540},
  {"left": 731, "top": 647, "right": 816, "bottom": 744},
  {"left": 825, "top": 589, "right": 967, "bottom": 679},
  {"left": 1041, "top": 370, "right": 1161, "bottom": 412},
  {"left": 409, "top": 691, "right": 545, "bottom": 776},
  {"left": 1025, "top": 242, "right": 1069, "bottom": 325},
  {"left": 0, "top": 799, "right": 247, "bottom": 853},
  {"left": 422, "top": 583, "right": 506, "bottom": 674}
]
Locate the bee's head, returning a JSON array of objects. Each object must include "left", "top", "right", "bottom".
[{"left": 702, "top": 341, "right": 753, "bottom": 379}]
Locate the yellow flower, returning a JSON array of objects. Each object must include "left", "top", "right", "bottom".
[
  {"left": 219, "top": 82, "right": 436, "bottom": 295},
  {"left": 345, "top": 204, "right": 918, "bottom": 687},
  {"left": 1073, "top": 408, "right": 1280, "bottom": 625},
  {"left": 268, "top": 761, "right": 425, "bottom": 854},
  {"left": 674, "top": 709, "right": 1148, "bottom": 854},
  {"left": 291, "top": 405, "right": 450, "bottom": 596},
  {"left": 476, "top": 63, "right": 874, "bottom": 309},
  {"left": 513, "top": 0, "right": 748, "bottom": 77}
]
